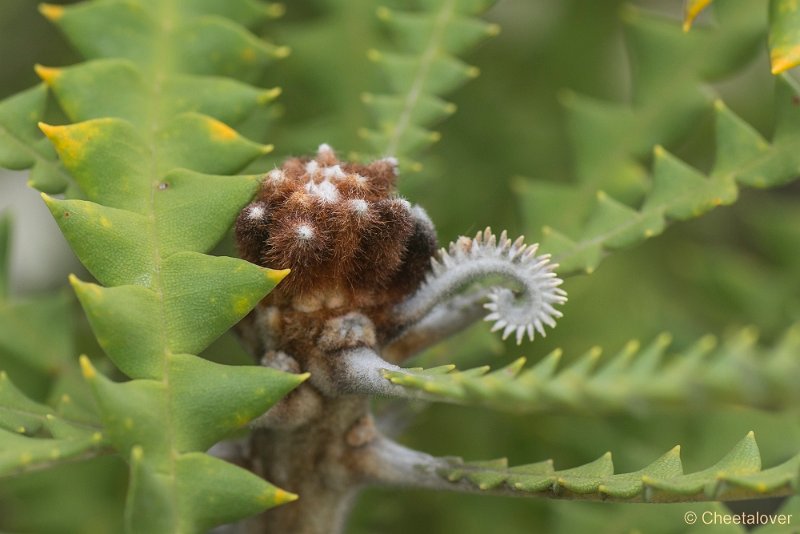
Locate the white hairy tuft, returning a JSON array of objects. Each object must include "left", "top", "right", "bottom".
[
  {"left": 247, "top": 204, "right": 266, "bottom": 219},
  {"left": 349, "top": 199, "right": 369, "bottom": 215},
  {"left": 305, "top": 179, "right": 340, "bottom": 203},
  {"left": 305, "top": 160, "right": 320, "bottom": 176},
  {"left": 296, "top": 224, "right": 315, "bottom": 241},
  {"left": 266, "top": 168, "right": 285, "bottom": 183},
  {"left": 323, "top": 164, "right": 347, "bottom": 180}
]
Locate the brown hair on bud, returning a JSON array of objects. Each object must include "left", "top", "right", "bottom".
[{"left": 234, "top": 146, "right": 437, "bottom": 315}]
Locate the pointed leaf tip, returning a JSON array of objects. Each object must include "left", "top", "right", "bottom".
[
  {"left": 38, "top": 3, "right": 64, "bottom": 21},
  {"left": 266, "top": 267, "right": 290, "bottom": 285},
  {"left": 34, "top": 64, "right": 61, "bottom": 85},
  {"left": 37, "top": 122, "right": 60, "bottom": 138},
  {"left": 273, "top": 488, "right": 299, "bottom": 505},
  {"left": 79, "top": 355, "right": 96, "bottom": 380}
]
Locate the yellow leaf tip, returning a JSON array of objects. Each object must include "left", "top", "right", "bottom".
[
  {"left": 273, "top": 45, "right": 291, "bottom": 59},
  {"left": 38, "top": 3, "right": 65, "bottom": 21},
  {"left": 258, "top": 87, "right": 282, "bottom": 104},
  {"left": 653, "top": 145, "right": 665, "bottom": 157},
  {"left": 376, "top": 6, "right": 391, "bottom": 20},
  {"left": 266, "top": 267, "right": 290, "bottom": 285},
  {"left": 38, "top": 121, "right": 59, "bottom": 138},
  {"left": 487, "top": 23, "right": 501, "bottom": 37},
  {"left": 79, "top": 355, "right": 96, "bottom": 380},
  {"left": 273, "top": 488, "right": 299, "bottom": 505},
  {"left": 34, "top": 64, "right": 61, "bottom": 85},
  {"left": 131, "top": 445, "right": 144, "bottom": 462},
  {"left": 770, "top": 50, "right": 799, "bottom": 75},
  {"left": 266, "top": 3, "right": 285, "bottom": 18}
]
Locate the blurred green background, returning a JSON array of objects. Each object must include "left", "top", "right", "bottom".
[{"left": 1, "top": 0, "right": 799, "bottom": 532}]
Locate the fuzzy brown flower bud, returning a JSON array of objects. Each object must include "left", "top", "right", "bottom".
[{"left": 235, "top": 145, "right": 437, "bottom": 315}]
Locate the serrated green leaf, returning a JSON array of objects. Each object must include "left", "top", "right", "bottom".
[
  {"left": 7, "top": 0, "right": 298, "bottom": 530},
  {"left": 644, "top": 433, "right": 761, "bottom": 499},
  {"left": 520, "top": 4, "right": 777, "bottom": 274},
  {"left": 384, "top": 324, "right": 800, "bottom": 414},
  {"left": 364, "top": 1, "right": 497, "bottom": 159},
  {"left": 545, "top": 77, "right": 800, "bottom": 276},
  {"left": 429, "top": 434, "right": 799, "bottom": 503}
]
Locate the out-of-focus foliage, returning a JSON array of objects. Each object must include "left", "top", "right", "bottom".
[{"left": 1, "top": 0, "right": 799, "bottom": 533}]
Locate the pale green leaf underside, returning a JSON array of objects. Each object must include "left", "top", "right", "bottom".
[{"left": 384, "top": 324, "right": 800, "bottom": 414}]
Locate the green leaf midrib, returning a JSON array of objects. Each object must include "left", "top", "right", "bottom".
[
  {"left": 132, "top": 1, "right": 184, "bottom": 527},
  {"left": 384, "top": 0, "right": 456, "bottom": 157}
]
